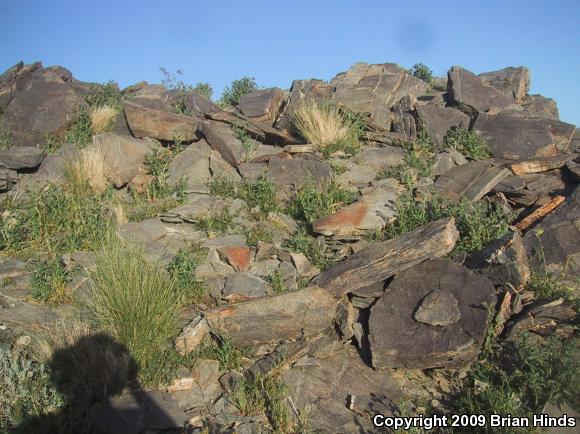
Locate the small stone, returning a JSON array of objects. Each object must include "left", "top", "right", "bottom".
[{"left": 414, "top": 290, "right": 461, "bottom": 327}]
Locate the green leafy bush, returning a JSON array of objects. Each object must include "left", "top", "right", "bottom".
[
  {"left": 385, "top": 193, "right": 512, "bottom": 254},
  {"left": 85, "top": 81, "right": 125, "bottom": 110},
  {"left": 208, "top": 176, "right": 281, "bottom": 216},
  {"left": 193, "top": 82, "right": 213, "bottom": 99},
  {"left": 285, "top": 227, "right": 334, "bottom": 271},
  {"left": 442, "top": 127, "right": 492, "bottom": 160},
  {"left": 196, "top": 335, "right": 246, "bottom": 370},
  {"left": 288, "top": 178, "right": 357, "bottom": 224},
  {"left": 219, "top": 76, "right": 258, "bottom": 106},
  {"left": 31, "top": 259, "right": 71, "bottom": 304},
  {"left": 410, "top": 63, "right": 433, "bottom": 84},
  {"left": 167, "top": 245, "right": 208, "bottom": 307},
  {"left": 65, "top": 107, "right": 92, "bottom": 148}
]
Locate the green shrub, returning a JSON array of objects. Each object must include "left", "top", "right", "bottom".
[
  {"left": 245, "top": 224, "right": 276, "bottom": 247},
  {"left": 385, "top": 193, "right": 512, "bottom": 254},
  {"left": 31, "top": 259, "right": 71, "bottom": 304},
  {"left": 85, "top": 81, "right": 124, "bottom": 110},
  {"left": 65, "top": 107, "right": 92, "bottom": 148},
  {"left": 208, "top": 176, "right": 281, "bottom": 216},
  {"left": 267, "top": 270, "right": 287, "bottom": 294},
  {"left": 219, "top": 76, "right": 258, "bottom": 107},
  {"left": 0, "top": 351, "right": 64, "bottom": 431},
  {"left": 194, "top": 209, "right": 233, "bottom": 234},
  {"left": 193, "top": 82, "right": 213, "bottom": 99},
  {"left": 88, "top": 235, "right": 180, "bottom": 386},
  {"left": 196, "top": 335, "right": 246, "bottom": 370},
  {"left": 442, "top": 127, "right": 491, "bottom": 160},
  {"left": 0, "top": 124, "right": 12, "bottom": 150},
  {"left": 285, "top": 227, "right": 334, "bottom": 271},
  {"left": 288, "top": 178, "right": 357, "bottom": 224},
  {"left": 232, "top": 120, "right": 260, "bottom": 161},
  {"left": 167, "top": 245, "right": 208, "bottom": 307},
  {"left": 410, "top": 63, "right": 433, "bottom": 84}
]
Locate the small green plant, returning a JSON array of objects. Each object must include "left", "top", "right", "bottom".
[
  {"left": 267, "top": 270, "right": 287, "bottom": 294},
  {"left": 245, "top": 224, "right": 275, "bottom": 247},
  {"left": 65, "top": 106, "right": 92, "bottom": 148},
  {"left": 196, "top": 335, "right": 246, "bottom": 370},
  {"left": 219, "top": 76, "right": 258, "bottom": 107},
  {"left": 88, "top": 235, "right": 180, "bottom": 386},
  {"left": 232, "top": 119, "right": 260, "bottom": 161},
  {"left": 208, "top": 176, "right": 281, "bottom": 216},
  {"left": 194, "top": 209, "right": 233, "bottom": 234},
  {"left": 285, "top": 227, "right": 334, "bottom": 271},
  {"left": 193, "top": 82, "right": 213, "bottom": 99},
  {"left": 85, "top": 80, "right": 125, "bottom": 110},
  {"left": 0, "top": 123, "right": 12, "bottom": 150},
  {"left": 442, "top": 127, "right": 491, "bottom": 160},
  {"left": 288, "top": 178, "right": 357, "bottom": 224},
  {"left": 232, "top": 376, "right": 267, "bottom": 416},
  {"left": 166, "top": 245, "right": 208, "bottom": 307},
  {"left": 160, "top": 67, "right": 197, "bottom": 114},
  {"left": 410, "top": 63, "right": 433, "bottom": 84},
  {"left": 144, "top": 147, "right": 173, "bottom": 198},
  {"left": 384, "top": 193, "right": 512, "bottom": 254},
  {"left": 31, "top": 259, "right": 71, "bottom": 304},
  {"left": 0, "top": 351, "right": 64, "bottom": 431}
]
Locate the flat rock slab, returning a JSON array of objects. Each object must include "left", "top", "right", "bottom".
[
  {"left": 123, "top": 101, "right": 199, "bottom": 141},
  {"left": 415, "top": 104, "right": 470, "bottom": 147},
  {"left": 0, "top": 146, "right": 45, "bottom": 170},
  {"left": 473, "top": 113, "right": 575, "bottom": 160},
  {"left": 281, "top": 344, "right": 400, "bottom": 433},
  {"left": 95, "top": 389, "right": 188, "bottom": 434},
  {"left": 238, "top": 88, "right": 284, "bottom": 126},
  {"left": 167, "top": 139, "right": 212, "bottom": 186},
  {"left": 510, "top": 154, "right": 574, "bottom": 176},
  {"left": 369, "top": 258, "right": 496, "bottom": 369},
  {"left": 478, "top": 66, "right": 530, "bottom": 102},
  {"left": 204, "top": 286, "right": 338, "bottom": 347},
  {"left": 222, "top": 272, "right": 268, "bottom": 302},
  {"left": 434, "top": 160, "right": 510, "bottom": 202},
  {"left": 413, "top": 290, "right": 461, "bottom": 326},
  {"left": 312, "top": 186, "right": 398, "bottom": 235},
  {"left": 316, "top": 217, "right": 459, "bottom": 297},
  {"left": 265, "top": 155, "right": 331, "bottom": 192},
  {"left": 356, "top": 145, "right": 405, "bottom": 170}
]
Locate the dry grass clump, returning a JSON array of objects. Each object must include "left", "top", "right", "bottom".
[
  {"left": 34, "top": 318, "right": 92, "bottom": 363},
  {"left": 292, "top": 98, "right": 359, "bottom": 154},
  {"left": 65, "top": 145, "right": 111, "bottom": 195},
  {"left": 89, "top": 104, "right": 117, "bottom": 134}
]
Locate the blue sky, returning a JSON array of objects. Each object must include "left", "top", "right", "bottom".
[{"left": 1, "top": 0, "right": 579, "bottom": 125}]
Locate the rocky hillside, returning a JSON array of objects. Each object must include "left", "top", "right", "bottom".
[{"left": 0, "top": 60, "right": 578, "bottom": 433}]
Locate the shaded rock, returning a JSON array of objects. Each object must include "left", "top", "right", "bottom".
[
  {"left": 1, "top": 64, "right": 87, "bottom": 147},
  {"left": 204, "top": 286, "right": 338, "bottom": 347},
  {"left": 312, "top": 185, "right": 397, "bottom": 235},
  {"left": 331, "top": 62, "right": 428, "bottom": 127},
  {"left": 415, "top": 104, "right": 470, "bottom": 147},
  {"left": 209, "top": 149, "right": 242, "bottom": 181},
  {"left": 413, "top": 290, "right": 461, "bottom": 326},
  {"left": 19, "top": 143, "right": 78, "bottom": 189},
  {"left": 356, "top": 145, "right": 405, "bottom": 170},
  {"left": 478, "top": 66, "right": 530, "bottom": 102},
  {"left": 127, "top": 83, "right": 174, "bottom": 112},
  {"left": 238, "top": 88, "right": 285, "bottom": 126},
  {"left": 265, "top": 155, "right": 331, "bottom": 192},
  {"left": 335, "top": 298, "right": 356, "bottom": 340},
  {"left": 281, "top": 344, "right": 400, "bottom": 433},
  {"left": 369, "top": 258, "right": 496, "bottom": 369},
  {"left": 332, "top": 160, "right": 377, "bottom": 189},
  {"left": 123, "top": 101, "right": 199, "bottom": 141},
  {"left": 95, "top": 389, "right": 188, "bottom": 434},
  {"left": 171, "top": 359, "right": 222, "bottom": 411},
  {"left": 447, "top": 66, "right": 518, "bottom": 116},
  {"left": 566, "top": 156, "right": 580, "bottom": 180},
  {"left": 505, "top": 298, "right": 577, "bottom": 338},
  {"left": 201, "top": 120, "right": 247, "bottom": 167},
  {"left": 167, "top": 139, "right": 212, "bottom": 186},
  {"left": 274, "top": 79, "right": 331, "bottom": 132},
  {"left": 0, "top": 146, "right": 45, "bottom": 170},
  {"left": 494, "top": 170, "right": 569, "bottom": 207},
  {"left": 223, "top": 272, "right": 268, "bottom": 301},
  {"left": 473, "top": 113, "right": 575, "bottom": 160},
  {"left": 247, "top": 339, "right": 310, "bottom": 380},
  {"left": 0, "top": 168, "right": 18, "bottom": 191},
  {"left": 465, "top": 231, "right": 530, "bottom": 288},
  {"left": 390, "top": 95, "right": 417, "bottom": 138},
  {"left": 316, "top": 218, "right": 459, "bottom": 297},
  {"left": 93, "top": 132, "right": 158, "bottom": 187},
  {"left": 523, "top": 185, "right": 580, "bottom": 277},
  {"left": 434, "top": 160, "right": 510, "bottom": 202}
]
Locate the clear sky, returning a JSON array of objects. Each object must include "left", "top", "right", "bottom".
[{"left": 1, "top": 0, "right": 579, "bottom": 125}]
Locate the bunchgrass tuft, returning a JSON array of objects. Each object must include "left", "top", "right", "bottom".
[
  {"left": 31, "top": 258, "right": 71, "bottom": 305},
  {"left": 166, "top": 245, "right": 209, "bottom": 307},
  {"left": 89, "top": 105, "right": 117, "bottom": 134},
  {"left": 442, "top": 127, "right": 491, "bottom": 160}
]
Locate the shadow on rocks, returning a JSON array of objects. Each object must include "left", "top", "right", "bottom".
[{"left": 15, "top": 333, "right": 174, "bottom": 434}]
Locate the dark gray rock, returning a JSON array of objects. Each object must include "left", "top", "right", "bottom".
[
  {"left": 415, "top": 104, "right": 471, "bottom": 147},
  {"left": 447, "top": 66, "right": 519, "bottom": 116},
  {"left": 0, "top": 146, "right": 45, "bottom": 170},
  {"left": 369, "top": 258, "right": 496, "bottom": 369},
  {"left": 167, "top": 139, "right": 212, "bottom": 187},
  {"left": 123, "top": 101, "right": 199, "bottom": 141},
  {"left": 432, "top": 149, "right": 468, "bottom": 177},
  {"left": 521, "top": 94, "right": 560, "bottom": 119},
  {"left": 18, "top": 143, "right": 78, "bottom": 189},
  {"left": 238, "top": 88, "right": 285, "bottom": 126},
  {"left": 413, "top": 290, "right": 461, "bottom": 326},
  {"left": 478, "top": 66, "right": 530, "bottom": 101},
  {"left": 472, "top": 113, "right": 575, "bottom": 160},
  {"left": 274, "top": 79, "right": 331, "bottom": 133},
  {"left": 223, "top": 272, "right": 269, "bottom": 301},
  {"left": 201, "top": 120, "right": 247, "bottom": 167},
  {"left": 265, "top": 155, "right": 331, "bottom": 192},
  {"left": 0, "top": 168, "right": 18, "bottom": 191}
]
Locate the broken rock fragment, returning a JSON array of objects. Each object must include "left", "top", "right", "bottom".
[{"left": 413, "top": 290, "right": 461, "bottom": 327}]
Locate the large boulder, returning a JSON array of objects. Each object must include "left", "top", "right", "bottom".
[
  {"left": 447, "top": 66, "right": 519, "bottom": 116},
  {"left": 0, "top": 63, "right": 87, "bottom": 147},
  {"left": 200, "top": 120, "right": 253, "bottom": 167},
  {"left": 167, "top": 139, "right": 212, "bottom": 187},
  {"left": 92, "top": 132, "right": 158, "bottom": 187},
  {"left": 123, "top": 101, "right": 199, "bottom": 141},
  {"left": 478, "top": 66, "right": 530, "bottom": 102},
  {"left": 369, "top": 258, "right": 496, "bottom": 369},
  {"left": 238, "top": 88, "right": 285, "bottom": 126},
  {"left": 415, "top": 104, "right": 471, "bottom": 147},
  {"left": 19, "top": 144, "right": 78, "bottom": 189},
  {"left": 0, "top": 146, "right": 45, "bottom": 170},
  {"left": 473, "top": 113, "right": 576, "bottom": 160},
  {"left": 274, "top": 79, "right": 331, "bottom": 133},
  {"left": 330, "top": 63, "right": 428, "bottom": 127},
  {"left": 520, "top": 94, "right": 559, "bottom": 119}
]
